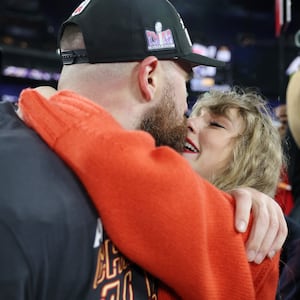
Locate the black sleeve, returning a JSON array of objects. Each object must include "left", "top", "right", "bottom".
[
  {"left": 0, "top": 224, "right": 32, "bottom": 300},
  {"left": 277, "top": 217, "right": 300, "bottom": 300}
]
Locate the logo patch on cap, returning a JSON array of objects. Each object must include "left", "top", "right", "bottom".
[
  {"left": 146, "top": 22, "right": 175, "bottom": 51},
  {"left": 72, "top": 0, "right": 91, "bottom": 16}
]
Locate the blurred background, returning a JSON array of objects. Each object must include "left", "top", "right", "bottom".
[{"left": 1, "top": 0, "right": 300, "bottom": 108}]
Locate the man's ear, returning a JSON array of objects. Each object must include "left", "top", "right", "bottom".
[
  {"left": 34, "top": 86, "right": 57, "bottom": 99},
  {"left": 138, "top": 56, "right": 159, "bottom": 102}
]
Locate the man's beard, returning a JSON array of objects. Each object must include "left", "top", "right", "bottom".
[{"left": 139, "top": 85, "right": 187, "bottom": 153}]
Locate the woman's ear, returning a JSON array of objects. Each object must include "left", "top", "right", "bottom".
[{"left": 138, "top": 56, "right": 159, "bottom": 102}]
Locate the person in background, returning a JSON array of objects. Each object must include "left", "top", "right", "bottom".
[
  {"left": 274, "top": 70, "right": 300, "bottom": 299},
  {"left": 283, "top": 128, "right": 300, "bottom": 221},
  {"left": 285, "top": 70, "right": 300, "bottom": 221},
  {"left": 273, "top": 103, "right": 294, "bottom": 215},
  {"left": 274, "top": 104, "right": 288, "bottom": 140},
  {"left": 0, "top": 0, "right": 287, "bottom": 299},
  {"left": 277, "top": 216, "right": 300, "bottom": 300},
  {"left": 287, "top": 70, "right": 300, "bottom": 148},
  {"left": 20, "top": 86, "right": 284, "bottom": 299}
]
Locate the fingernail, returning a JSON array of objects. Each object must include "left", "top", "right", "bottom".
[
  {"left": 247, "top": 250, "right": 256, "bottom": 262},
  {"left": 237, "top": 220, "right": 246, "bottom": 232},
  {"left": 268, "top": 250, "right": 276, "bottom": 259},
  {"left": 254, "top": 253, "right": 264, "bottom": 264}
]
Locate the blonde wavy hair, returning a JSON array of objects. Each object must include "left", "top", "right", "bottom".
[{"left": 190, "top": 88, "right": 284, "bottom": 197}]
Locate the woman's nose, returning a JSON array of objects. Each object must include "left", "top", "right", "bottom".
[{"left": 187, "top": 117, "right": 200, "bottom": 134}]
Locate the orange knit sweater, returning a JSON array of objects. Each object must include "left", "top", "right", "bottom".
[{"left": 20, "top": 89, "right": 279, "bottom": 300}]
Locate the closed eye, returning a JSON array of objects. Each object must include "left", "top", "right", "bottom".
[{"left": 210, "top": 122, "right": 225, "bottom": 129}]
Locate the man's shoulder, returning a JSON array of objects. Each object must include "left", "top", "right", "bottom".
[{"left": 0, "top": 102, "right": 97, "bottom": 224}]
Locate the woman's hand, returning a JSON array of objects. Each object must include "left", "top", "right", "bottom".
[{"left": 231, "top": 187, "right": 288, "bottom": 264}]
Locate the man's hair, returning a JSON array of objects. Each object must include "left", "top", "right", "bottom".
[
  {"left": 59, "top": 24, "right": 134, "bottom": 86},
  {"left": 190, "top": 88, "right": 284, "bottom": 197},
  {"left": 60, "top": 24, "right": 85, "bottom": 51}
]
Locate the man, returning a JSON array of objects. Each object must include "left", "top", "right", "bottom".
[{"left": 0, "top": 0, "right": 287, "bottom": 299}]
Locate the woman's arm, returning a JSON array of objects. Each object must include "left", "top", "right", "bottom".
[{"left": 20, "top": 88, "right": 274, "bottom": 299}]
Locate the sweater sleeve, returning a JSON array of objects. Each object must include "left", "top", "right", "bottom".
[
  {"left": 251, "top": 252, "right": 280, "bottom": 299},
  {"left": 19, "top": 89, "right": 278, "bottom": 300}
]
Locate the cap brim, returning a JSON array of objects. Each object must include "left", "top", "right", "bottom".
[{"left": 181, "top": 52, "right": 226, "bottom": 68}]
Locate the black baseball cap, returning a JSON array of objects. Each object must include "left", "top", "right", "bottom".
[{"left": 59, "top": 0, "right": 225, "bottom": 68}]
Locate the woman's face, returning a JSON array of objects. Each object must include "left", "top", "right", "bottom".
[{"left": 182, "top": 107, "right": 244, "bottom": 180}]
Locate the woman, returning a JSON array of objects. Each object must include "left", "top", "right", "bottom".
[
  {"left": 19, "top": 87, "right": 283, "bottom": 299},
  {"left": 183, "top": 89, "right": 282, "bottom": 198}
]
